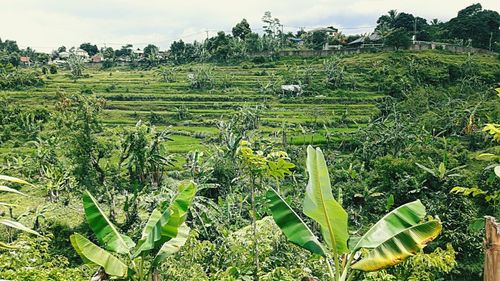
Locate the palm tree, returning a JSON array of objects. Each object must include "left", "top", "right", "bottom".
[{"left": 377, "top": 9, "right": 400, "bottom": 29}]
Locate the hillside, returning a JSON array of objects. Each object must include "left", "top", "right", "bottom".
[{"left": 1, "top": 50, "right": 499, "bottom": 281}]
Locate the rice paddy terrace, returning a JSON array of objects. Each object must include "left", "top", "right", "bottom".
[{"left": 3, "top": 51, "right": 495, "bottom": 164}]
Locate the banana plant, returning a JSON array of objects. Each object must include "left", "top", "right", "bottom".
[
  {"left": 267, "top": 146, "right": 442, "bottom": 281},
  {"left": 0, "top": 175, "right": 41, "bottom": 250},
  {"left": 70, "top": 181, "right": 197, "bottom": 281}
]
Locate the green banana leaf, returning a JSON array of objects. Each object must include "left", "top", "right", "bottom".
[
  {"left": 82, "top": 191, "right": 135, "bottom": 254},
  {"left": 351, "top": 220, "right": 442, "bottom": 271},
  {"left": 134, "top": 181, "right": 196, "bottom": 257},
  {"left": 303, "top": 146, "right": 348, "bottom": 254},
  {"left": 0, "top": 202, "right": 18, "bottom": 208},
  {"left": 0, "top": 175, "right": 32, "bottom": 186},
  {"left": 151, "top": 223, "right": 190, "bottom": 269},
  {"left": 133, "top": 208, "right": 171, "bottom": 256},
  {"left": 0, "top": 219, "right": 40, "bottom": 236},
  {"left": 0, "top": 241, "right": 18, "bottom": 250},
  {"left": 70, "top": 233, "right": 128, "bottom": 278},
  {"left": 0, "top": 185, "right": 26, "bottom": 196},
  {"left": 266, "top": 188, "right": 326, "bottom": 256},
  {"left": 352, "top": 200, "right": 426, "bottom": 250}
]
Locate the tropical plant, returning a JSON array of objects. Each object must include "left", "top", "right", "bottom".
[
  {"left": 0, "top": 175, "right": 40, "bottom": 249},
  {"left": 155, "top": 66, "right": 176, "bottom": 82},
  {"left": 187, "top": 67, "right": 215, "bottom": 89},
  {"left": 70, "top": 181, "right": 197, "bottom": 281},
  {"left": 237, "top": 141, "right": 295, "bottom": 279},
  {"left": 267, "top": 146, "right": 442, "bottom": 281},
  {"left": 67, "top": 54, "right": 85, "bottom": 79}
]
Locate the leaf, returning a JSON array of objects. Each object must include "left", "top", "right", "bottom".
[
  {"left": 415, "top": 163, "right": 436, "bottom": 177},
  {"left": 0, "top": 202, "right": 18, "bottom": 208},
  {"left": 476, "top": 153, "right": 498, "bottom": 161},
  {"left": 134, "top": 181, "right": 196, "bottom": 257},
  {"left": 70, "top": 233, "right": 128, "bottom": 278},
  {"left": 0, "top": 175, "right": 32, "bottom": 186},
  {"left": 353, "top": 200, "right": 426, "bottom": 251},
  {"left": 0, "top": 185, "right": 26, "bottom": 196},
  {"left": 438, "top": 162, "right": 446, "bottom": 179},
  {"left": 351, "top": 220, "right": 442, "bottom": 271},
  {"left": 83, "top": 191, "right": 135, "bottom": 254},
  {"left": 495, "top": 166, "right": 500, "bottom": 178},
  {"left": 0, "top": 241, "right": 18, "bottom": 250},
  {"left": 151, "top": 223, "right": 190, "bottom": 269},
  {"left": 267, "top": 188, "right": 326, "bottom": 256},
  {"left": 303, "top": 146, "right": 348, "bottom": 254},
  {"left": 0, "top": 219, "right": 40, "bottom": 236}
]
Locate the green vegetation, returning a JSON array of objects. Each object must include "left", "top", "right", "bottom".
[{"left": 0, "top": 4, "right": 499, "bottom": 279}]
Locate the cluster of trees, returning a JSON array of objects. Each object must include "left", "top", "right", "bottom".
[
  {"left": 0, "top": 39, "right": 49, "bottom": 66},
  {"left": 377, "top": 4, "right": 500, "bottom": 50}
]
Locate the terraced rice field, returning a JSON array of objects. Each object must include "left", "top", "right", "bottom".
[{"left": 2, "top": 55, "right": 386, "bottom": 155}]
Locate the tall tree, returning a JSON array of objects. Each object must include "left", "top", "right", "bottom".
[
  {"left": 143, "top": 44, "right": 159, "bottom": 57},
  {"left": 232, "top": 19, "right": 252, "bottom": 40},
  {"left": 79, "top": 43, "right": 99, "bottom": 56}
]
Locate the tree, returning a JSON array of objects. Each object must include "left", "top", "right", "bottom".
[
  {"left": 206, "top": 31, "right": 231, "bottom": 62},
  {"left": 102, "top": 47, "right": 114, "bottom": 60},
  {"left": 307, "top": 31, "right": 328, "bottom": 50},
  {"left": 268, "top": 146, "right": 442, "bottom": 281},
  {"left": 262, "top": 11, "right": 281, "bottom": 38},
  {"left": 385, "top": 28, "right": 412, "bottom": 50},
  {"left": 447, "top": 3, "right": 500, "bottom": 49},
  {"left": 143, "top": 44, "right": 159, "bottom": 57},
  {"left": 232, "top": 18, "right": 252, "bottom": 40},
  {"left": 114, "top": 44, "right": 133, "bottom": 58},
  {"left": 376, "top": 9, "right": 400, "bottom": 30},
  {"left": 67, "top": 54, "right": 85, "bottom": 78},
  {"left": 169, "top": 40, "right": 186, "bottom": 64},
  {"left": 70, "top": 181, "right": 197, "bottom": 281},
  {"left": 79, "top": 43, "right": 98, "bottom": 56}
]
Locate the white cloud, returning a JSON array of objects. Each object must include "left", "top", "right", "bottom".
[{"left": 1, "top": 0, "right": 498, "bottom": 52}]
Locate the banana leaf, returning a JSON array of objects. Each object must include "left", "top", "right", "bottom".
[
  {"left": 0, "top": 185, "right": 26, "bottom": 196},
  {"left": 267, "top": 188, "right": 326, "bottom": 256},
  {"left": 303, "top": 146, "right": 348, "bottom": 253},
  {"left": 0, "top": 175, "right": 32, "bottom": 186},
  {"left": 352, "top": 200, "right": 426, "bottom": 250},
  {"left": 0, "top": 219, "right": 40, "bottom": 236},
  {"left": 70, "top": 233, "right": 128, "bottom": 278},
  {"left": 134, "top": 181, "right": 196, "bottom": 257},
  {"left": 0, "top": 241, "right": 17, "bottom": 250},
  {"left": 83, "top": 191, "right": 135, "bottom": 254},
  {"left": 151, "top": 223, "right": 190, "bottom": 269},
  {"left": 351, "top": 220, "right": 442, "bottom": 271}
]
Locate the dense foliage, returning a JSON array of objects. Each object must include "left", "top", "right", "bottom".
[{"left": 0, "top": 6, "right": 499, "bottom": 276}]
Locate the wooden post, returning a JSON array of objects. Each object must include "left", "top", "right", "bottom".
[{"left": 484, "top": 216, "right": 500, "bottom": 281}]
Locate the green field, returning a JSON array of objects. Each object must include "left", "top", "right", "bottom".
[{"left": 1, "top": 54, "right": 394, "bottom": 158}]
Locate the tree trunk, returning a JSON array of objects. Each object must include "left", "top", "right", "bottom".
[{"left": 484, "top": 216, "right": 500, "bottom": 281}]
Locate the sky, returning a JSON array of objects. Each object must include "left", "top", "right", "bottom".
[{"left": 1, "top": 0, "right": 499, "bottom": 53}]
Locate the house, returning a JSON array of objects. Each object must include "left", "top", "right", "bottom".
[
  {"left": 58, "top": 51, "right": 70, "bottom": 60},
  {"left": 289, "top": 38, "right": 304, "bottom": 45},
  {"left": 19, "top": 56, "right": 31, "bottom": 66},
  {"left": 308, "top": 26, "right": 339, "bottom": 37},
  {"left": 348, "top": 32, "right": 383, "bottom": 47},
  {"left": 133, "top": 48, "right": 144, "bottom": 57},
  {"left": 91, "top": 54, "right": 104, "bottom": 63},
  {"left": 75, "top": 49, "right": 89, "bottom": 59}
]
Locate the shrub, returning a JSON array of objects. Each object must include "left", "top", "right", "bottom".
[{"left": 49, "top": 64, "right": 57, "bottom": 74}]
